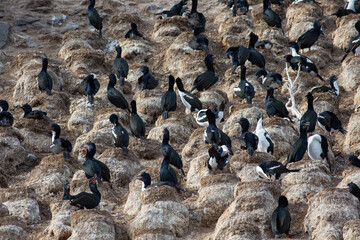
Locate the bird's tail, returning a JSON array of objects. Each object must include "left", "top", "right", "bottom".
[
  {"left": 163, "top": 111, "right": 168, "bottom": 120},
  {"left": 190, "top": 86, "right": 196, "bottom": 92},
  {"left": 202, "top": 44, "right": 209, "bottom": 53},
  {"left": 140, "top": 136, "right": 146, "bottom": 141},
  {"left": 123, "top": 147, "right": 128, "bottom": 155},
  {"left": 230, "top": 65, "right": 237, "bottom": 73},
  {"left": 341, "top": 53, "right": 349, "bottom": 62},
  {"left": 42, "top": 115, "right": 52, "bottom": 121},
  {"left": 63, "top": 151, "right": 71, "bottom": 161},
  {"left": 339, "top": 127, "right": 347, "bottom": 134},
  {"left": 248, "top": 147, "right": 254, "bottom": 156},
  {"left": 119, "top": 70, "right": 126, "bottom": 86},
  {"left": 46, "top": 89, "right": 52, "bottom": 95},
  {"left": 88, "top": 95, "right": 94, "bottom": 105},
  {"left": 180, "top": 168, "right": 185, "bottom": 176},
  {"left": 317, "top": 73, "right": 324, "bottom": 81},
  {"left": 246, "top": 94, "right": 252, "bottom": 105},
  {"left": 287, "top": 169, "right": 300, "bottom": 172},
  {"left": 99, "top": 30, "right": 102, "bottom": 38},
  {"left": 96, "top": 175, "right": 103, "bottom": 184}
]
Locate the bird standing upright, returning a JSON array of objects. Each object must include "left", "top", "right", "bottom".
[
  {"left": 255, "top": 113, "right": 274, "bottom": 155},
  {"left": 286, "top": 120, "right": 310, "bottom": 166},
  {"left": 129, "top": 100, "right": 146, "bottom": 141},
  {"left": 191, "top": 54, "right": 218, "bottom": 92},
  {"left": 297, "top": 18, "right": 324, "bottom": 51},
  {"left": 109, "top": 114, "right": 129, "bottom": 155},
  {"left": 262, "top": 0, "right": 283, "bottom": 32},
  {"left": 271, "top": 196, "right": 291, "bottom": 238},
  {"left": 161, "top": 75, "right": 177, "bottom": 120},
  {"left": 88, "top": 0, "right": 102, "bottom": 37},
  {"left": 38, "top": 57, "right": 53, "bottom": 95},
  {"left": 113, "top": 46, "right": 129, "bottom": 86},
  {"left": 238, "top": 117, "right": 258, "bottom": 156},
  {"left": 233, "top": 65, "right": 255, "bottom": 104},
  {"left": 300, "top": 92, "right": 317, "bottom": 133},
  {"left": 80, "top": 74, "right": 100, "bottom": 105},
  {"left": 162, "top": 128, "right": 185, "bottom": 175},
  {"left": 188, "top": 0, "right": 206, "bottom": 32},
  {"left": 107, "top": 74, "right": 130, "bottom": 111},
  {"left": 50, "top": 123, "right": 73, "bottom": 160},
  {"left": 176, "top": 77, "right": 203, "bottom": 112},
  {"left": 0, "top": 100, "right": 14, "bottom": 126}
]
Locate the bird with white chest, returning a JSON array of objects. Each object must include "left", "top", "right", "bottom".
[{"left": 255, "top": 113, "right": 274, "bottom": 155}]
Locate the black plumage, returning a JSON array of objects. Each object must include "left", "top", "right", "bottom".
[
  {"left": 226, "top": 46, "right": 250, "bottom": 73},
  {"left": 248, "top": 32, "right": 266, "bottom": 69},
  {"left": 160, "top": 146, "right": 178, "bottom": 185},
  {"left": 256, "top": 161, "right": 299, "bottom": 181},
  {"left": 238, "top": 118, "right": 258, "bottom": 156},
  {"left": 233, "top": 65, "right": 255, "bottom": 104},
  {"left": 262, "top": 0, "right": 283, "bottom": 32},
  {"left": 176, "top": 77, "right": 203, "bottom": 112},
  {"left": 271, "top": 196, "right": 291, "bottom": 238},
  {"left": 286, "top": 120, "right": 310, "bottom": 166},
  {"left": 256, "top": 69, "right": 283, "bottom": 88},
  {"left": 162, "top": 128, "right": 185, "bottom": 175},
  {"left": 82, "top": 142, "right": 111, "bottom": 183},
  {"left": 137, "top": 172, "right": 184, "bottom": 191},
  {"left": 265, "top": 87, "right": 292, "bottom": 122},
  {"left": 207, "top": 145, "right": 230, "bottom": 170},
  {"left": 155, "top": 0, "right": 188, "bottom": 18},
  {"left": 297, "top": 18, "right": 324, "bottom": 50},
  {"left": 271, "top": 0, "right": 286, "bottom": 7},
  {"left": 109, "top": 114, "right": 129, "bottom": 155},
  {"left": 20, "top": 104, "right": 51, "bottom": 120},
  {"left": 129, "top": 100, "right": 146, "bottom": 141},
  {"left": 342, "top": 20, "right": 360, "bottom": 62},
  {"left": 318, "top": 111, "right": 347, "bottom": 135},
  {"left": 107, "top": 74, "right": 130, "bottom": 112},
  {"left": 50, "top": 123, "right": 72, "bottom": 160},
  {"left": 331, "top": 8, "right": 356, "bottom": 18},
  {"left": 347, "top": 182, "right": 360, "bottom": 202},
  {"left": 348, "top": 155, "right": 360, "bottom": 168},
  {"left": 138, "top": 66, "right": 158, "bottom": 90},
  {"left": 161, "top": 75, "right": 177, "bottom": 120},
  {"left": 227, "top": 0, "right": 249, "bottom": 16},
  {"left": 204, "top": 109, "right": 222, "bottom": 150},
  {"left": 80, "top": 74, "right": 100, "bottom": 104},
  {"left": 38, "top": 57, "right": 53, "bottom": 95},
  {"left": 63, "top": 178, "right": 101, "bottom": 209},
  {"left": 0, "top": 100, "right": 14, "bottom": 126},
  {"left": 88, "top": 0, "right": 102, "bottom": 37},
  {"left": 300, "top": 92, "right": 317, "bottom": 133},
  {"left": 189, "top": 27, "right": 209, "bottom": 53},
  {"left": 311, "top": 74, "right": 339, "bottom": 96},
  {"left": 188, "top": 0, "right": 206, "bottom": 32},
  {"left": 125, "top": 23, "right": 143, "bottom": 38},
  {"left": 113, "top": 46, "right": 129, "bottom": 86},
  {"left": 190, "top": 54, "right": 218, "bottom": 92}
]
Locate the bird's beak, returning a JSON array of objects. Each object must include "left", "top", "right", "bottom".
[
  {"left": 346, "top": 188, "right": 349, "bottom": 191},
  {"left": 136, "top": 175, "right": 143, "bottom": 180}
]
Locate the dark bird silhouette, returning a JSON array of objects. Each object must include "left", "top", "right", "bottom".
[
  {"left": 38, "top": 57, "right": 53, "bottom": 95},
  {"left": 88, "top": 0, "right": 102, "bottom": 37},
  {"left": 262, "top": 0, "right": 283, "bottom": 32},
  {"left": 256, "top": 161, "right": 299, "bottom": 181},
  {"left": 113, "top": 46, "right": 129, "bottom": 86},
  {"left": 300, "top": 92, "right": 317, "bottom": 133},
  {"left": 331, "top": 8, "right": 356, "bottom": 18},
  {"left": 0, "top": 100, "right": 14, "bottom": 126},
  {"left": 138, "top": 66, "right": 158, "bottom": 90},
  {"left": 176, "top": 77, "right": 203, "bottom": 112},
  {"left": 109, "top": 114, "right": 129, "bottom": 155},
  {"left": 125, "top": 23, "right": 143, "bottom": 38},
  {"left": 80, "top": 74, "right": 100, "bottom": 104},
  {"left": 348, "top": 155, "right": 360, "bottom": 168},
  {"left": 233, "top": 65, "right": 255, "bottom": 104},
  {"left": 342, "top": 21, "right": 360, "bottom": 62},
  {"left": 50, "top": 123, "right": 72, "bottom": 160},
  {"left": 238, "top": 117, "right": 258, "bottom": 156},
  {"left": 189, "top": 27, "right": 209, "bottom": 53},
  {"left": 188, "top": 0, "right": 206, "bottom": 32},
  {"left": 162, "top": 128, "right": 185, "bottom": 175},
  {"left": 265, "top": 87, "right": 292, "bottom": 122},
  {"left": 271, "top": 0, "right": 286, "bottom": 7},
  {"left": 256, "top": 69, "right": 283, "bottom": 88},
  {"left": 129, "top": 100, "right": 146, "bottom": 141},
  {"left": 20, "top": 104, "right": 51, "bottom": 120},
  {"left": 204, "top": 109, "right": 222, "bottom": 150},
  {"left": 318, "top": 111, "right": 347, "bottom": 135},
  {"left": 137, "top": 172, "right": 184, "bottom": 191},
  {"left": 207, "top": 145, "right": 230, "bottom": 170},
  {"left": 271, "top": 196, "right": 291, "bottom": 238},
  {"left": 160, "top": 146, "right": 179, "bottom": 185},
  {"left": 107, "top": 74, "right": 130, "bottom": 111},
  {"left": 311, "top": 74, "right": 339, "bottom": 96},
  {"left": 226, "top": 46, "right": 250, "bottom": 73},
  {"left": 190, "top": 54, "right": 218, "bottom": 92},
  {"left": 287, "top": 41, "right": 324, "bottom": 81},
  {"left": 155, "top": 0, "right": 188, "bottom": 18},
  {"left": 161, "top": 75, "right": 177, "bottom": 120},
  {"left": 248, "top": 32, "right": 266, "bottom": 69},
  {"left": 347, "top": 182, "right": 360, "bottom": 201},
  {"left": 82, "top": 142, "right": 111, "bottom": 184},
  {"left": 63, "top": 178, "right": 101, "bottom": 209},
  {"left": 227, "top": 0, "right": 249, "bottom": 16},
  {"left": 297, "top": 18, "right": 324, "bottom": 51},
  {"left": 286, "top": 120, "right": 310, "bottom": 166},
  {"left": 196, "top": 102, "right": 225, "bottom": 127}
]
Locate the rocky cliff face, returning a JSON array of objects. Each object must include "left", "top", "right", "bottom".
[{"left": 0, "top": 0, "right": 359, "bottom": 239}]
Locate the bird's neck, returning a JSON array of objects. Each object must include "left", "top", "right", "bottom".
[
  {"left": 307, "top": 100, "right": 314, "bottom": 110},
  {"left": 86, "top": 149, "right": 95, "bottom": 159},
  {"left": 291, "top": 47, "right": 299, "bottom": 57},
  {"left": 263, "top": 0, "right": 270, "bottom": 9},
  {"left": 256, "top": 118, "right": 263, "bottom": 132},
  {"left": 88, "top": 0, "right": 95, "bottom": 9},
  {"left": 162, "top": 135, "right": 169, "bottom": 144},
  {"left": 41, "top": 61, "right": 48, "bottom": 72},
  {"left": 191, "top": 0, "right": 198, "bottom": 13},
  {"left": 90, "top": 184, "right": 101, "bottom": 197},
  {"left": 51, "top": 130, "right": 59, "bottom": 143},
  {"left": 116, "top": 49, "right": 122, "bottom": 59},
  {"left": 205, "top": 61, "right": 214, "bottom": 72}
]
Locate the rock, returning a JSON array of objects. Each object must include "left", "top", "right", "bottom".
[
  {"left": 120, "top": 39, "right": 154, "bottom": 62},
  {"left": 339, "top": 58, "right": 360, "bottom": 91},
  {"left": 210, "top": 181, "right": 280, "bottom": 239},
  {"left": 343, "top": 219, "right": 360, "bottom": 240},
  {"left": 199, "top": 91, "right": 227, "bottom": 110},
  {"left": 67, "top": 98, "right": 95, "bottom": 138},
  {"left": 133, "top": 90, "right": 163, "bottom": 124},
  {"left": 0, "top": 23, "right": 9, "bottom": 49},
  {"left": 69, "top": 210, "right": 116, "bottom": 240},
  {"left": 129, "top": 138, "right": 162, "bottom": 160},
  {"left": 129, "top": 185, "right": 189, "bottom": 239},
  {"left": 195, "top": 174, "right": 238, "bottom": 227},
  {"left": 304, "top": 188, "right": 359, "bottom": 239},
  {"left": 28, "top": 91, "right": 70, "bottom": 119},
  {"left": 0, "top": 216, "right": 27, "bottom": 240},
  {"left": 181, "top": 128, "right": 209, "bottom": 163},
  {"left": 332, "top": 17, "right": 360, "bottom": 50},
  {"left": 60, "top": 22, "right": 79, "bottom": 34},
  {"left": 47, "top": 14, "right": 67, "bottom": 26},
  {"left": 98, "top": 148, "right": 143, "bottom": 188},
  {"left": 123, "top": 178, "right": 143, "bottom": 219},
  {"left": 344, "top": 112, "right": 360, "bottom": 153},
  {"left": 0, "top": 204, "right": 9, "bottom": 217},
  {"left": 107, "top": 14, "right": 143, "bottom": 39},
  {"left": 152, "top": 16, "right": 190, "bottom": 41},
  {"left": 24, "top": 155, "right": 76, "bottom": 196},
  {"left": 186, "top": 153, "right": 210, "bottom": 190},
  {"left": 285, "top": 3, "right": 322, "bottom": 31}
]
